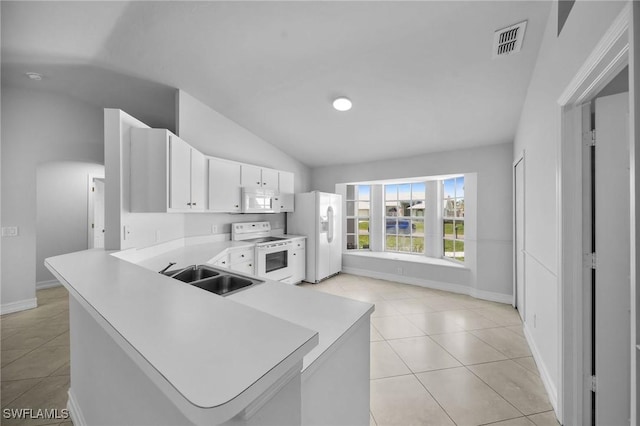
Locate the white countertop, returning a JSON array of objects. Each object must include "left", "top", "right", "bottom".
[
  {"left": 228, "top": 281, "right": 374, "bottom": 373},
  {"left": 45, "top": 249, "right": 318, "bottom": 415},
  {"left": 135, "top": 240, "right": 254, "bottom": 272}
]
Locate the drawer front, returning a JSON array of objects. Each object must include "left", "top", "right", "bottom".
[
  {"left": 230, "top": 248, "right": 254, "bottom": 264},
  {"left": 231, "top": 260, "right": 254, "bottom": 276}
]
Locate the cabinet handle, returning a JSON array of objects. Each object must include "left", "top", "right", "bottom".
[
  {"left": 187, "top": 202, "right": 192, "bottom": 206},
  {"left": 249, "top": 263, "right": 252, "bottom": 267},
  {"left": 192, "top": 203, "right": 196, "bottom": 206},
  {"left": 256, "top": 181, "right": 260, "bottom": 185},
  {"left": 293, "top": 253, "right": 296, "bottom": 256}
]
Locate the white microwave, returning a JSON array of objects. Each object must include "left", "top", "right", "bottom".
[{"left": 242, "top": 188, "right": 277, "bottom": 213}]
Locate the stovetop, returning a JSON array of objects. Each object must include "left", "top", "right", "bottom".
[{"left": 245, "top": 236, "right": 289, "bottom": 244}]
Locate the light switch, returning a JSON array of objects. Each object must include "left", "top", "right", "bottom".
[{"left": 1, "top": 226, "right": 18, "bottom": 237}]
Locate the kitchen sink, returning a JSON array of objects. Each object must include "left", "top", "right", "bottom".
[
  {"left": 168, "top": 265, "right": 220, "bottom": 283},
  {"left": 160, "top": 264, "right": 262, "bottom": 296},
  {"left": 192, "top": 275, "right": 254, "bottom": 296}
]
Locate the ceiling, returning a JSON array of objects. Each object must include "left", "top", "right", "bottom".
[{"left": 1, "top": 1, "right": 551, "bottom": 167}]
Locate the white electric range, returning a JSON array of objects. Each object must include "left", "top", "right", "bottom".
[{"left": 231, "top": 222, "right": 298, "bottom": 282}]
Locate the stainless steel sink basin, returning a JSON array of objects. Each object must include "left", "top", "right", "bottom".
[
  {"left": 192, "top": 275, "right": 254, "bottom": 296},
  {"left": 168, "top": 265, "right": 220, "bottom": 283},
  {"left": 161, "top": 264, "right": 262, "bottom": 296}
]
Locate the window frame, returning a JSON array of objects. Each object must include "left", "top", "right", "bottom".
[
  {"left": 442, "top": 176, "right": 465, "bottom": 263},
  {"left": 383, "top": 182, "right": 426, "bottom": 255},
  {"left": 345, "top": 185, "right": 371, "bottom": 251}
]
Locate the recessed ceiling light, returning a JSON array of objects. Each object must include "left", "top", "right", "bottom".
[
  {"left": 332, "top": 97, "right": 352, "bottom": 112},
  {"left": 25, "top": 72, "right": 43, "bottom": 81}
]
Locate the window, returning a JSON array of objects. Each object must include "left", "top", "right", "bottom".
[
  {"left": 384, "top": 183, "right": 425, "bottom": 254},
  {"left": 346, "top": 185, "right": 370, "bottom": 250},
  {"left": 443, "top": 177, "right": 464, "bottom": 261}
]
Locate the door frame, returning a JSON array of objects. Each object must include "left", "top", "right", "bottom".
[
  {"left": 512, "top": 151, "right": 525, "bottom": 315},
  {"left": 87, "top": 175, "right": 105, "bottom": 249},
  {"left": 557, "top": 3, "right": 632, "bottom": 425}
]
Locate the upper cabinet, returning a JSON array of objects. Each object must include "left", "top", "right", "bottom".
[
  {"left": 208, "top": 158, "right": 242, "bottom": 213},
  {"left": 130, "top": 127, "right": 295, "bottom": 214},
  {"left": 241, "top": 165, "right": 279, "bottom": 191},
  {"left": 130, "top": 129, "right": 205, "bottom": 212}
]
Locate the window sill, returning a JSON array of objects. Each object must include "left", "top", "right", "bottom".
[{"left": 344, "top": 251, "right": 468, "bottom": 269}]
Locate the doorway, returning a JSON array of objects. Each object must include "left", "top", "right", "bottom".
[{"left": 586, "top": 89, "right": 630, "bottom": 426}]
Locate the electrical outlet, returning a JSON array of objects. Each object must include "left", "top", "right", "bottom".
[
  {"left": 533, "top": 314, "right": 537, "bottom": 328},
  {"left": 396, "top": 267, "right": 403, "bottom": 275},
  {"left": 211, "top": 225, "right": 218, "bottom": 234},
  {"left": 155, "top": 230, "right": 161, "bottom": 243},
  {"left": 1, "top": 226, "right": 18, "bottom": 237},
  {"left": 123, "top": 225, "right": 132, "bottom": 241}
]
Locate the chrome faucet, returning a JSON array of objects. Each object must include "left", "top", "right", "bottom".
[{"left": 159, "top": 262, "right": 176, "bottom": 274}]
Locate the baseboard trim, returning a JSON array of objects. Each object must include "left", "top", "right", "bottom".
[
  {"left": 523, "top": 323, "right": 559, "bottom": 414},
  {"left": 36, "top": 279, "right": 61, "bottom": 290},
  {"left": 342, "top": 267, "right": 511, "bottom": 304},
  {"left": 67, "top": 388, "right": 86, "bottom": 426},
  {"left": 0, "top": 298, "right": 37, "bottom": 315}
]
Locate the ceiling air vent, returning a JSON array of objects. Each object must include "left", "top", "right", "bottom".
[{"left": 493, "top": 20, "right": 527, "bottom": 58}]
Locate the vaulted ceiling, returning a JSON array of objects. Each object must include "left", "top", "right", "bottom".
[{"left": 2, "top": 1, "right": 551, "bottom": 167}]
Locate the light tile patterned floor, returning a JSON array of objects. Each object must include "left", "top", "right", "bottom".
[
  {"left": 300, "top": 274, "right": 560, "bottom": 426},
  {"left": 1, "top": 274, "right": 560, "bottom": 426}
]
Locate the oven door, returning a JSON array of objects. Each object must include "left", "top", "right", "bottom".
[{"left": 256, "top": 242, "right": 293, "bottom": 281}]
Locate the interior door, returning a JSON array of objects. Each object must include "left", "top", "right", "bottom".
[
  {"left": 514, "top": 158, "right": 525, "bottom": 321},
  {"left": 594, "top": 92, "right": 630, "bottom": 425}
]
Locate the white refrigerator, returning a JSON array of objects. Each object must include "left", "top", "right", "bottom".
[{"left": 287, "top": 191, "right": 342, "bottom": 283}]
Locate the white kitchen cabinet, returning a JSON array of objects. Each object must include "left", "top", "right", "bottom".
[
  {"left": 211, "top": 253, "right": 229, "bottom": 269},
  {"left": 291, "top": 239, "right": 306, "bottom": 284},
  {"left": 241, "top": 164, "right": 279, "bottom": 191},
  {"left": 279, "top": 171, "right": 294, "bottom": 193},
  {"left": 276, "top": 171, "right": 295, "bottom": 212},
  {"left": 208, "top": 158, "right": 242, "bottom": 212},
  {"left": 130, "top": 129, "right": 205, "bottom": 212},
  {"left": 229, "top": 247, "right": 254, "bottom": 275}
]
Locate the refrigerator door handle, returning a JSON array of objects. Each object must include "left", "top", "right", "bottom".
[{"left": 327, "top": 206, "right": 334, "bottom": 243}]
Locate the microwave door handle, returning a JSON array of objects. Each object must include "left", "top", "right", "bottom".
[{"left": 327, "top": 206, "right": 334, "bottom": 243}]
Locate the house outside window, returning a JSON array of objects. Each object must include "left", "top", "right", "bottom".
[
  {"left": 346, "top": 185, "right": 371, "bottom": 250},
  {"left": 384, "top": 183, "right": 425, "bottom": 254},
  {"left": 442, "top": 177, "right": 465, "bottom": 261}
]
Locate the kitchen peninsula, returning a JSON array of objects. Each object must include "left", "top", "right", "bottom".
[{"left": 45, "top": 240, "right": 373, "bottom": 426}]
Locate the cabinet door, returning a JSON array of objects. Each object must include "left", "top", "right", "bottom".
[
  {"left": 279, "top": 171, "right": 294, "bottom": 193},
  {"left": 292, "top": 248, "right": 306, "bottom": 283},
  {"left": 190, "top": 148, "right": 206, "bottom": 211},
  {"left": 209, "top": 158, "right": 242, "bottom": 212},
  {"left": 261, "top": 168, "right": 279, "bottom": 191},
  {"left": 169, "top": 136, "right": 192, "bottom": 210},
  {"left": 241, "top": 164, "right": 262, "bottom": 189}
]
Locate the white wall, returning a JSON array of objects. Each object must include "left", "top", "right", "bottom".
[
  {"left": 512, "top": 0, "right": 627, "bottom": 409},
  {"left": 1, "top": 87, "right": 104, "bottom": 310},
  {"left": 176, "top": 90, "right": 312, "bottom": 237},
  {"left": 104, "top": 109, "right": 186, "bottom": 250},
  {"left": 312, "top": 142, "right": 512, "bottom": 301},
  {"left": 36, "top": 161, "right": 104, "bottom": 284}
]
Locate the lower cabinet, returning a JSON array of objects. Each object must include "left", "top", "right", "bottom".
[
  {"left": 291, "top": 239, "right": 306, "bottom": 284},
  {"left": 229, "top": 247, "right": 254, "bottom": 276}
]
